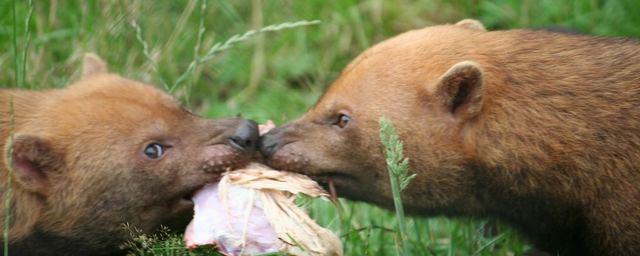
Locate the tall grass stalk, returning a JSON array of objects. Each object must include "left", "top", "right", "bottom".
[
  {"left": 173, "top": 19, "right": 320, "bottom": 93},
  {"left": 237, "top": 0, "right": 265, "bottom": 100},
  {"left": 198, "top": 20, "right": 320, "bottom": 63},
  {"left": 6, "top": 0, "right": 31, "bottom": 252},
  {"left": 21, "top": 0, "right": 34, "bottom": 89},
  {"left": 132, "top": 16, "right": 319, "bottom": 94},
  {"left": 131, "top": 20, "right": 171, "bottom": 90},
  {"left": 181, "top": 0, "right": 208, "bottom": 103},
  {"left": 12, "top": 0, "right": 19, "bottom": 88},
  {"left": 11, "top": 0, "right": 34, "bottom": 88},
  {"left": 171, "top": 0, "right": 208, "bottom": 95},
  {"left": 379, "top": 117, "right": 417, "bottom": 255},
  {"left": 3, "top": 99, "right": 16, "bottom": 256}
]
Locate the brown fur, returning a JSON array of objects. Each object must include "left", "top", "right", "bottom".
[
  {"left": 261, "top": 20, "right": 640, "bottom": 255},
  {"left": 0, "top": 54, "right": 257, "bottom": 255}
]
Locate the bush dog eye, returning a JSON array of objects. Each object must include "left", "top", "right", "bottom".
[
  {"left": 334, "top": 114, "right": 351, "bottom": 128},
  {"left": 144, "top": 143, "right": 165, "bottom": 159}
]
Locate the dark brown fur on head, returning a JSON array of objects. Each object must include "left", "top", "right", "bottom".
[
  {"left": 0, "top": 54, "right": 259, "bottom": 255},
  {"left": 262, "top": 19, "right": 640, "bottom": 255}
]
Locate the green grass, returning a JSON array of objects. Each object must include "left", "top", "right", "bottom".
[
  {"left": 3, "top": 100, "right": 15, "bottom": 256},
  {"left": 3, "top": 0, "right": 640, "bottom": 255}
]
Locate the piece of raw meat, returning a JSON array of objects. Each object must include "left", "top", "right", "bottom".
[{"left": 184, "top": 163, "right": 342, "bottom": 256}]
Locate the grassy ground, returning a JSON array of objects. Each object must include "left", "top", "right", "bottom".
[{"left": 2, "top": 0, "right": 640, "bottom": 255}]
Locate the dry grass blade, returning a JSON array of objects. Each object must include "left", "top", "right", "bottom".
[{"left": 199, "top": 20, "right": 321, "bottom": 64}]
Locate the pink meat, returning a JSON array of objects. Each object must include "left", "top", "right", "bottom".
[
  {"left": 183, "top": 183, "right": 281, "bottom": 255},
  {"left": 183, "top": 162, "right": 343, "bottom": 256}
]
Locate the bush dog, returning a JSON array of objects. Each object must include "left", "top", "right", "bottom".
[
  {"left": 261, "top": 19, "right": 640, "bottom": 255},
  {"left": 0, "top": 54, "right": 259, "bottom": 255}
]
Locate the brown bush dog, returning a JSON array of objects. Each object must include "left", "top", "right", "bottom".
[
  {"left": 261, "top": 19, "right": 640, "bottom": 255},
  {"left": 0, "top": 54, "right": 259, "bottom": 255}
]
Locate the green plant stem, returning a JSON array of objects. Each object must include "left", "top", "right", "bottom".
[
  {"left": 388, "top": 164, "right": 411, "bottom": 255},
  {"left": 12, "top": 0, "right": 20, "bottom": 88},
  {"left": 199, "top": 20, "right": 320, "bottom": 63},
  {"left": 171, "top": 0, "right": 208, "bottom": 95},
  {"left": 172, "top": 20, "right": 319, "bottom": 93},
  {"left": 131, "top": 20, "right": 170, "bottom": 90},
  {"left": 132, "top": 16, "right": 319, "bottom": 94},
  {"left": 21, "top": 0, "right": 34, "bottom": 89},
  {"left": 4, "top": 99, "right": 15, "bottom": 256}
]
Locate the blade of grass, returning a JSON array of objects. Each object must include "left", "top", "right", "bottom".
[
  {"left": 131, "top": 19, "right": 170, "bottom": 90},
  {"left": 162, "top": 0, "right": 198, "bottom": 56},
  {"left": 4, "top": 99, "right": 16, "bottom": 256},
  {"left": 199, "top": 20, "right": 321, "bottom": 63},
  {"left": 178, "top": 0, "right": 208, "bottom": 105},
  {"left": 21, "top": 0, "right": 34, "bottom": 89},
  {"left": 5, "top": 0, "right": 25, "bottom": 252},
  {"left": 139, "top": 17, "right": 319, "bottom": 94},
  {"left": 11, "top": 0, "right": 34, "bottom": 89},
  {"left": 172, "top": 20, "right": 320, "bottom": 93},
  {"left": 473, "top": 233, "right": 506, "bottom": 256},
  {"left": 214, "top": 0, "right": 243, "bottom": 24},
  {"left": 169, "top": 0, "right": 207, "bottom": 95},
  {"left": 238, "top": 0, "right": 266, "bottom": 100},
  {"left": 12, "top": 0, "right": 20, "bottom": 88}
]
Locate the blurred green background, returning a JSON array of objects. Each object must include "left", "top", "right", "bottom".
[{"left": 2, "top": 0, "right": 639, "bottom": 255}]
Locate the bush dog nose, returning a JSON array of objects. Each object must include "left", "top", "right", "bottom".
[
  {"left": 228, "top": 119, "right": 259, "bottom": 153},
  {"left": 260, "top": 132, "right": 280, "bottom": 158}
]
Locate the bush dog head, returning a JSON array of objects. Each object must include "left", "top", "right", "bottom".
[
  {"left": 0, "top": 54, "right": 259, "bottom": 255},
  {"left": 261, "top": 21, "right": 488, "bottom": 213},
  {"left": 262, "top": 19, "right": 640, "bottom": 255}
]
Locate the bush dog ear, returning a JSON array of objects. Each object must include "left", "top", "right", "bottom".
[
  {"left": 432, "top": 61, "right": 484, "bottom": 119},
  {"left": 5, "top": 135, "right": 63, "bottom": 195},
  {"left": 455, "top": 19, "right": 487, "bottom": 32},
  {"left": 82, "top": 53, "right": 108, "bottom": 78}
]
